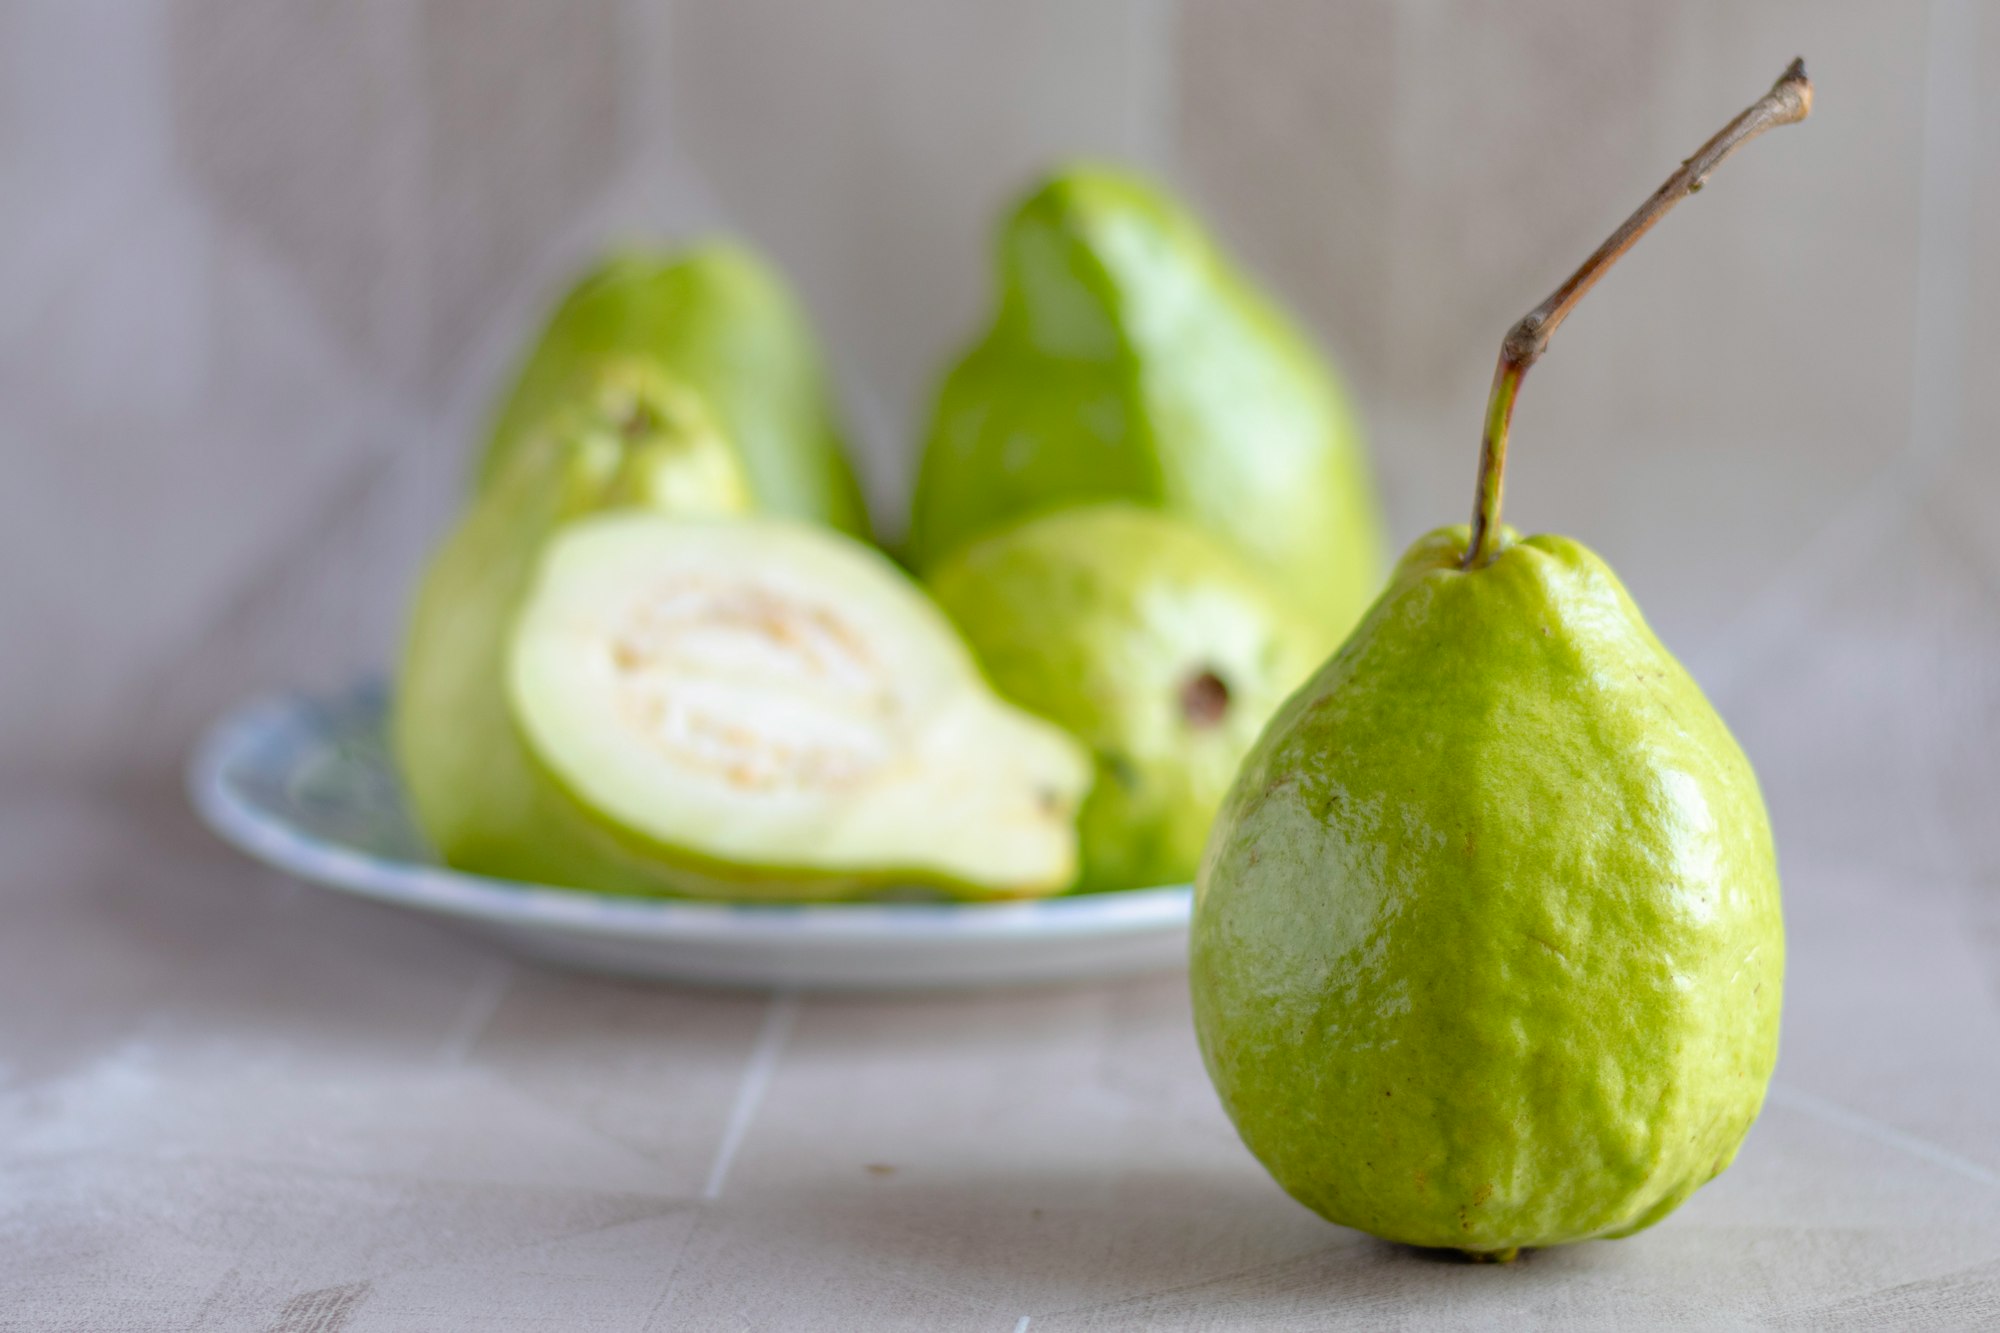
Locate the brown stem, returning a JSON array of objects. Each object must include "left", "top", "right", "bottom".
[{"left": 1462, "top": 58, "right": 1813, "bottom": 569}]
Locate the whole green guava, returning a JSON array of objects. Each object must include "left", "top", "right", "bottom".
[
  {"left": 928, "top": 504, "right": 1322, "bottom": 893},
  {"left": 480, "top": 241, "right": 871, "bottom": 538},
  {"left": 908, "top": 164, "right": 1383, "bottom": 644},
  {"left": 1190, "top": 527, "right": 1783, "bottom": 1258}
]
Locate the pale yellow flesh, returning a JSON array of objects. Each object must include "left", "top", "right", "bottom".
[{"left": 507, "top": 513, "right": 1092, "bottom": 892}]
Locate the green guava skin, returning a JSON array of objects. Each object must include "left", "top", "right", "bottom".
[
  {"left": 1190, "top": 526, "right": 1783, "bottom": 1258},
  {"left": 907, "top": 164, "right": 1384, "bottom": 645},
  {"left": 394, "top": 383, "right": 757, "bottom": 897},
  {"left": 478, "top": 241, "right": 871, "bottom": 538},
  {"left": 928, "top": 504, "right": 1322, "bottom": 895}
]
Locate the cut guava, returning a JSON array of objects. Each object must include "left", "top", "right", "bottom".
[{"left": 502, "top": 513, "right": 1092, "bottom": 898}]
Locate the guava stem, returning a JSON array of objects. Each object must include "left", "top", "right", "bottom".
[{"left": 1462, "top": 58, "right": 1813, "bottom": 569}]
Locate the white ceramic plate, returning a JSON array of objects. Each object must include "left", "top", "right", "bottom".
[{"left": 188, "top": 682, "right": 1192, "bottom": 990}]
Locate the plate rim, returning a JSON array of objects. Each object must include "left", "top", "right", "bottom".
[{"left": 188, "top": 686, "right": 1195, "bottom": 945}]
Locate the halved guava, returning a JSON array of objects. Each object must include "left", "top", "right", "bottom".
[{"left": 503, "top": 513, "right": 1092, "bottom": 898}]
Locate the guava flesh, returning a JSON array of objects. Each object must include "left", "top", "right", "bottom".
[{"left": 506, "top": 513, "right": 1092, "bottom": 898}]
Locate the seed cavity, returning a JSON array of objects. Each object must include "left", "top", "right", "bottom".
[{"left": 608, "top": 579, "right": 899, "bottom": 790}]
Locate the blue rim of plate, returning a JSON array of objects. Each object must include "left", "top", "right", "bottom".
[{"left": 188, "top": 680, "right": 1193, "bottom": 943}]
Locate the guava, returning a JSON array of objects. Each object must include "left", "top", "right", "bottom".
[
  {"left": 1190, "top": 61, "right": 1807, "bottom": 1257},
  {"left": 928, "top": 504, "right": 1321, "bottom": 893},
  {"left": 396, "top": 373, "right": 1088, "bottom": 900},
  {"left": 908, "top": 164, "right": 1383, "bottom": 644},
  {"left": 1191, "top": 529, "right": 1783, "bottom": 1256},
  {"left": 395, "top": 364, "right": 750, "bottom": 894},
  {"left": 480, "top": 241, "right": 870, "bottom": 538}
]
